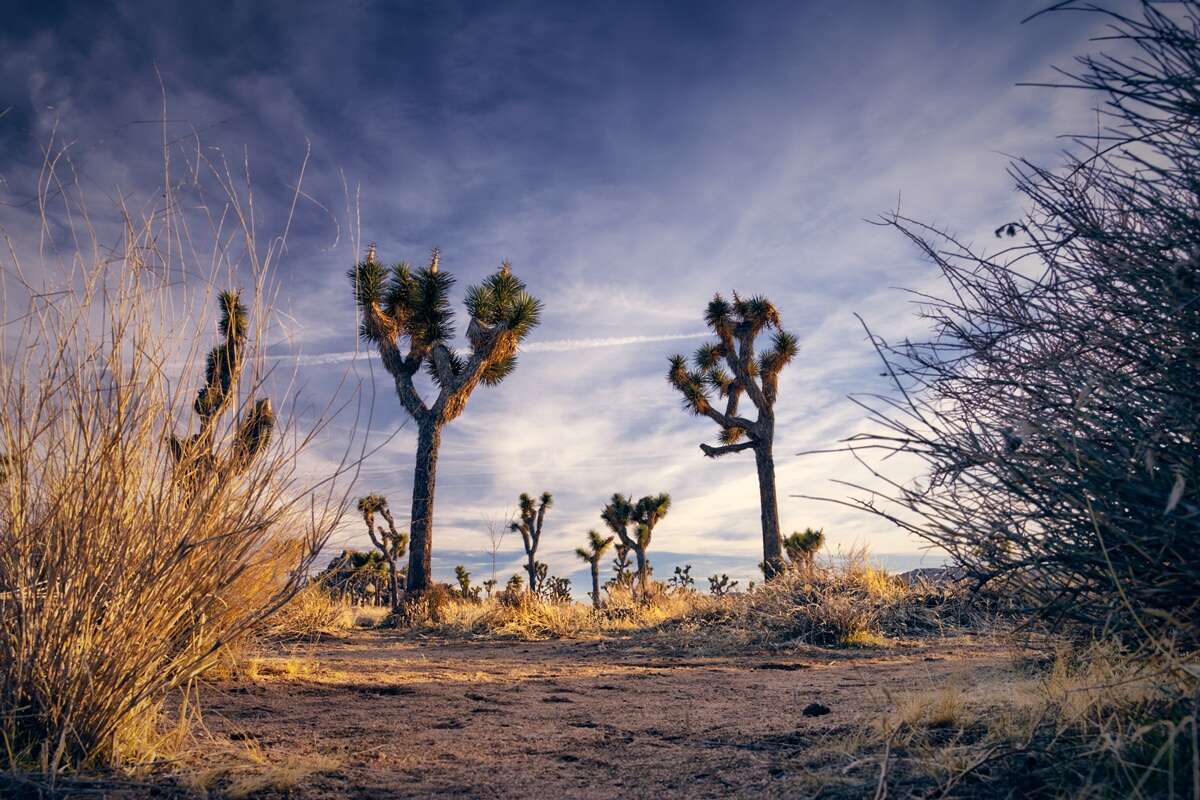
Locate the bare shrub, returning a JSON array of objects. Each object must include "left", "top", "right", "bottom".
[
  {"left": 0, "top": 148, "right": 346, "bottom": 772},
  {"left": 827, "top": 0, "right": 1200, "bottom": 647}
]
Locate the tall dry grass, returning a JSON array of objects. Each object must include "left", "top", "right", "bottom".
[{"left": 0, "top": 140, "right": 351, "bottom": 775}]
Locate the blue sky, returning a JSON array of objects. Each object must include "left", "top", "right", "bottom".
[{"left": 0, "top": 1, "right": 1114, "bottom": 592}]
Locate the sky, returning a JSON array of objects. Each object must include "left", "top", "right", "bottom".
[{"left": 0, "top": 1, "right": 1118, "bottom": 593}]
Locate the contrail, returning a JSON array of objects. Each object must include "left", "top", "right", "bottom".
[
  {"left": 277, "top": 331, "right": 709, "bottom": 367},
  {"left": 521, "top": 331, "right": 708, "bottom": 353}
]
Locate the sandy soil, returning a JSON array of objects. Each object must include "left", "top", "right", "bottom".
[{"left": 192, "top": 630, "right": 1019, "bottom": 799}]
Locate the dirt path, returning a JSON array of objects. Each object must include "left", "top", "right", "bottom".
[{"left": 193, "top": 631, "right": 1018, "bottom": 799}]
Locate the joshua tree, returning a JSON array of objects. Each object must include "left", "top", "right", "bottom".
[
  {"left": 708, "top": 574, "right": 739, "bottom": 597},
  {"left": 783, "top": 528, "right": 824, "bottom": 570},
  {"left": 575, "top": 529, "right": 615, "bottom": 609},
  {"left": 609, "top": 544, "right": 633, "bottom": 589},
  {"left": 543, "top": 576, "right": 572, "bottom": 604},
  {"left": 602, "top": 493, "right": 672, "bottom": 598},
  {"left": 669, "top": 565, "right": 695, "bottom": 592},
  {"left": 170, "top": 290, "right": 274, "bottom": 479},
  {"left": 454, "top": 565, "right": 481, "bottom": 601},
  {"left": 350, "top": 247, "right": 542, "bottom": 594},
  {"left": 667, "top": 293, "right": 797, "bottom": 579},
  {"left": 356, "top": 493, "right": 409, "bottom": 608},
  {"left": 511, "top": 491, "right": 553, "bottom": 594}
]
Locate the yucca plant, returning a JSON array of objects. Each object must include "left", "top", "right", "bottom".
[
  {"left": 453, "top": 565, "right": 480, "bottom": 601},
  {"left": 783, "top": 528, "right": 824, "bottom": 570},
  {"left": 667, "top": 292, "right": 797, "bottom": 578},
  {"left": 602, "top": 493, "right": 671, "bottom": 598},
  {"left": 575, "top": 529, "right": 615, "bottom": 608},
  {"left": 708, "top": 573, "right": 739, "bottom": 597},
  {"left": 355, "top": 494, "right": 408, "bottom": 609},
  {"left": 169, "top": 291, "right": 274, "bottom": 480},
  {"left": 610, "top": 543, "right": 633, "bottom": 589},
  {"left": 350, "top": 248, "right": 543, "bottom": 593},
  {"left": 511, "top": 491, "right": 553, "bottom": 594}
]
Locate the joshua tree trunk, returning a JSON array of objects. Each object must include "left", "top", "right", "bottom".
[
  {"left": 407, "top": 419, "right": 441, "bottom": 593},
  {"left": 755, "top": 441, "right": 785, "bottom": 579},
  {"left": 385, "top": 554, "right": 400, "bottom": 608},
  {"left": 590, "top": 561, "right": 601, "bottom": 609},
  {"left": 524, "top": 552, "right": 538, "bottom": 594},
  {"left": 634, "top": 547, "right": 649, "bottom": 597}
]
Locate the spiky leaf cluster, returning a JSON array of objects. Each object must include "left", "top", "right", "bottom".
[
  {"left": 783, "top": 528, "right": 824, "bottom": 566},
  {"left": 172, "top": 291, "right": 274, "bottom": 477},
  {"left": 350, "top": 253, "right": 455, "bottom": 350},
  {"left": 197, "top": 291, "right": 248, "bottom": 419}
]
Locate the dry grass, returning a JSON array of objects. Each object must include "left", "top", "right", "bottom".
[
  {"left": 264, "top": 584, "right": 356, "bottom": 641},
  {"left": 656, "top": 549, "right": 966, "bottom": 652},
  {"left": 0, "top": 144, "right": 350, "bottom": 775},
  {"left": 394, "top": 551, "right": 964, "bottom": 650},
  {"left": 869, "top": 641, "right": 1200, "bottom": 797},
  {"left": 394, "top": 583, "right": 726, "bottom": 641},
  {"left": 180, "top": 736, "right": 341, "bottom": 799}
]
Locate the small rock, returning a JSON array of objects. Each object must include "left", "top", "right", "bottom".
[{"left": 801, "top": 702, "right": 831, "bottom": 717}]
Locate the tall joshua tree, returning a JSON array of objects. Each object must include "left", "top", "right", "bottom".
[
  {"left": 350, "top": 247, "right": 542, "bottom": 594},
  {"left": 667, "top": 293, "right": 797, "bottom": 578},
  {"left": 575, "top": 529, "right": 615, "bottom": 609},
  {"left": 510, "top": 491, "right": 553, "bottom": 594},
  {"left": 602, "top": 493, "right": 671, "bottom": 598},
  {"left": 170, "top": 290, "right": 274, "bottom": 478},
  {"left": 356, "top": 493, "right": 408, "bottom": 609}
]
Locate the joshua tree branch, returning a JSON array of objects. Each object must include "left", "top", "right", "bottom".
[
  {"left": 430, "top": 343, "right": 456, "bottom": 387},
  {"left": 724, "top": 335, "right": 769, "bottom": 413},
  {"left": 697, "top": 403, "right": 759, "bottom": 436},
  {"left": 452, "top": 325, "right": 512, "bottom": 392},
  {"left": 699, "top": 440, "right": 759, "bottom": 458},
  {"left": 431, "top": 324, "right": 514, "bottom": 422}
]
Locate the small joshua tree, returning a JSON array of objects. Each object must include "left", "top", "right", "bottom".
[
  {"left": 170, "top": 290, "right": 274, "bottom": 479},
  {"left": 356, "top": 493, "right": 409, "bottom": 608},
  {"left": 609, "top": 543, "right": 633, "bottom": 589},
  {"left": 575, "top": 529, "right": 615, "bottom": 609},
  {"left": 351, "top": 247, "right": 542, "bottom": 594},
  {"left": 708, "top": 573, "right": 739, "bottom": 597},
  {"left": 783, "top": 528, "right": 824, "bottom": 570},
  {"left": 511, "top": 491, "right": 553, "bottom": 594},
  {"left": 667, "top": 293, "right": 797, "bottom": 578},
  {"left": 669, "top": 565, "right": 695, "bottom": 592},
  {"left": 543, "top": 576, "right": 572, "bottom": 604},
  {"left": 454, "top": 565, "right": 481, "bottom": 601},
  {"left": 602, "top": 493, "right": 671, "bottom": 599},
  {"left": 482, "top": 578, "right": 497, "bottom": 599}
]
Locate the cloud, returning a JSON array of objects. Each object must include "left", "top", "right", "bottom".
[{"left": 0, "top": 0, "right": 1114, "bottom": 592}]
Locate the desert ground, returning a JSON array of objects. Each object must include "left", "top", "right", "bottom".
[{"left": 191, "top": 628, "right": 1016, "bottom": 799}]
